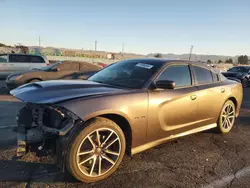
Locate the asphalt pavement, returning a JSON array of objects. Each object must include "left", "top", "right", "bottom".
[{"left": 1, "top": 80, "right": 250, "bottom": 188}]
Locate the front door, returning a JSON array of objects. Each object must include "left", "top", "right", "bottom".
[{"left": 147, "top": 64, "right": 199, "bottom": 142}]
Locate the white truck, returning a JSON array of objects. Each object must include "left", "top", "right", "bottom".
[{"left": 0, "top": 53, "right": 50, "bottom": 78}]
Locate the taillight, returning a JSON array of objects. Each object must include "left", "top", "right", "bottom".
[{"left": 46, "top": 63, "right": 50, "bottom": 66}]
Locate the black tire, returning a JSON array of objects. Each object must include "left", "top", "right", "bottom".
[
  {"left": 242, "top": 78, "right": 248, "bottom": 88},
  {"left": 216, "top": 100, "right": 236, "bottom": 134},
  {"left": 66, "top": 117, "right": 126, "bottom": 183}
]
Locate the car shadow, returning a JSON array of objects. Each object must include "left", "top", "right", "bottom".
[{"left": 0, "top": 159, "right": 78, "bottom": 183}]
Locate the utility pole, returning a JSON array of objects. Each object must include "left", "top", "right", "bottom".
[
  {"left": 94, "top": 40, "right": 97, "bottom": 51},
  {"left": 39, "top": 36, "right": 41, "bottom": 47},
  {"left": 122, "top": 43, "right": 124, "bottom": 58},
  {"left": 189, "top": 45, "right": 193, "bottom": 60}
]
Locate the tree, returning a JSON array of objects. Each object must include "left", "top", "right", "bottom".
[
  {"left": 0, "top": 43, "right": 12, "bottom": 47},
  {"left": 207, "top": 59, "right": 213, "bottom": 64},
  {"left": 225, "top": 58, "right": 233, "bottom": 64},
  {"left": 15, "top": 45, "right": 29, "bottom": 54},
  {"left": 238, "top": 55, "right": 249, "bottom": 65},
  {"left": 218, "top": 60, "right": 222, "bottom": 64},
  {"left": 154, "top": 53, "right": 163, "bottom": 58}
]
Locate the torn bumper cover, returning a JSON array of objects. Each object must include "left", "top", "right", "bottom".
[{"left": 16, "top": 103, "right": 80, "bottom": 157}]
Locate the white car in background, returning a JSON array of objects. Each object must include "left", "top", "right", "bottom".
[{"left": 0, "top": 53, "right": 50, "bottom": 78}]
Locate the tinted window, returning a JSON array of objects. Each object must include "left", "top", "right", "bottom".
[
  {"left": 30, "top": 56, "right": 45, "bottom": 63},
  {"left": 158, "top": 65, "right": 192, "bottom": 87},
  {"left": 228, "top": 67, "right": 249, "bottom": 73},
  {"left": 0, "top": 55, "right": 7, "bottom": 63},
  {"left": 9, "top": 54, "right": 30, "bottom": 63},
  {"left": 193, "top": 66, "right": 213, "bottom": 84}
]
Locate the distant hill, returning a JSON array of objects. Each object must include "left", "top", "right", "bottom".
[
  {"left": 0, "top": 42, "right": 243, "bottom": 63},
  {"left": 147, "top": 53, "right": 238, "bottom": 63}
]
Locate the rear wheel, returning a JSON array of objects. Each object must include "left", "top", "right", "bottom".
[
  {"left": 216, "top": 100, "right": 236, "bottom": 134},
  {"left": 66, "top": 117, "right": 126, "bottom": 183}
]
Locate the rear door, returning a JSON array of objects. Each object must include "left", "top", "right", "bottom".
[
  {"left": 0, "top": 54, "right": 9, "bottom": 78},
  {"left": 9, "top": 54, "right": 30, "bottom": 73},
  {"left": 191, "top": 65, "right": 226, "bottom": 126},
  {"left": 147, "top": 63, "right": 199, "bottom": 142},
  {"left": 30, "top": 55, "right": 46, "bottom": 69}
]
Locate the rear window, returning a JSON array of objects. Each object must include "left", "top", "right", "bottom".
[
  {"left": 0, "top": 55, "right": 8, "bottom": 62},
  {"left": 193, "top": 66, "right": 213, "bottom": 84},
  {"left": 9, "top": 54, "right": 30, "bottom": 63},
  {"left": 30, "top": 56, "right": 45, "bottom": 63}
]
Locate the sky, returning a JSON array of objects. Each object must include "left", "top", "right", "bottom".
[{"left": 1, "top": 0, "right": 250, "bottom": 56}]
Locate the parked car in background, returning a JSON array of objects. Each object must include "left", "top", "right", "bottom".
[
  {"left": 222, "top": 66, "right": 250, "bottom": 87},
  {"left": 12, "top": 59, "right": 242, "bottom": 183},
  {"left": 95, "top": 62, "right": 108, "bottom": 68},
  {"left": 6, "top": 60, "right": 102, "bottom": 89},
  {"left": 0, "top": 53, "right": 49, "bottom": 78}
]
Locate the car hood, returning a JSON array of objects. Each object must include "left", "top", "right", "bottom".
[
  {"left": 7, "top": 69, "right": 43, "bottom": 79},
  {"left": 10, "top": 80, "right": 129, "bottom": 104}
]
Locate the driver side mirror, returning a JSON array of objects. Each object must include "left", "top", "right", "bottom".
[{"left": 155, "top": 80, "right": 175, "bottom": 89}]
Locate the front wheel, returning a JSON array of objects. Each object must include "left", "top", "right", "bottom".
[
  {"left": 66, "top": 117, "right": 126, "bottom": 183},
  {"left": 216, "top": 100, "right": 236, "bottom": 134}
]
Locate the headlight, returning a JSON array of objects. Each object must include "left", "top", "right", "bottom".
[{"left": 9, "top": 75, "right": 23, "bottom": 81}]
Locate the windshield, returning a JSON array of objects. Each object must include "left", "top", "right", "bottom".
[
  {"left": 40, "top": 61, "right": 61, "bottom": 71},
  {"left": 228, "top": 67, "right": 249, "bottom": 73},
  {"left": 88, "top": 60, "right": 163, "bottom": 88}
]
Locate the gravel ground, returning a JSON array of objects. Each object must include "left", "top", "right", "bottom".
[{"left": 0, "top": 80, "right": 250, "bottom": 188}]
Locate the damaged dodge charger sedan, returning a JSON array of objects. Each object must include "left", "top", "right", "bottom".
[{"left": 11, "top": 59, "right": 243, "bottom": 183}]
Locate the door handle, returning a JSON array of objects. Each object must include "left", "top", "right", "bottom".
[
  {"left": 221, "top": 88, "right": 225, "bottom": 93},
  {"left": 9, "top": 64, "right": 14, "bottom": 66},
  {"left": 190, "top": 95, "right": 197, "bottom": 100}
]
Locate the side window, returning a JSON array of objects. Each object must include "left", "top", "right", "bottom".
[
  {"left": 0, "top": 55, "right": 8, "bottom": 62},
  {"left": 158, "top": 65, "right": 192, "bottom": 87},
  {"left": 193, "top": 66, "right": 213, "bottom": 84},
  {"left": 30, "top": 56, "right": 45, "bottom": 63},
  {"left": 9, "top": 55, "right": 30, "bottom": 63}
]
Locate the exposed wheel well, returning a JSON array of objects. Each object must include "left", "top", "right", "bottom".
[
  {"left": 100, "top": 114, "right": 132, "bottom": 155},
  {"left": 228, "top": 97, "right": 237, "bottom": 109},
  {"left": 26, "top": 78, "right": 42, "bottom": 83}
]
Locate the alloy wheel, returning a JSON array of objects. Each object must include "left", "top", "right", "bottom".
[
  {"left": 76, "top": 128, "right": 121, "bottom": 177},
  {"left": 221, "top": 103, "right": 235, "bottom": 130}
]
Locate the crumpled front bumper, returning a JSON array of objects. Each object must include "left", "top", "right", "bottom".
[{"left": 16, "top": 104, "right": 80, "bottom": 158}]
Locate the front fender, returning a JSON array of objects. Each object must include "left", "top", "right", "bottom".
[{"left": 58, "top": 92, "right": 149, "bottom": 148}]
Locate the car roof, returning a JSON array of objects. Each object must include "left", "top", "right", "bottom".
[
  {"left": 122, "top": 58, "right": 209, "bottom": 67},
  {"left": 233, "top": 66, "right": 250, "bottom": 68},
  {"left": 0, "top": 53, "right": 44, "bottom": 57}
]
